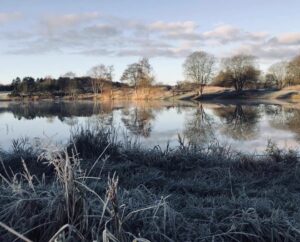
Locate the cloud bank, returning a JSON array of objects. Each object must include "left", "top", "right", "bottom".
[{"left": 1, "top": 12, "right": 300, "bottom": 62}]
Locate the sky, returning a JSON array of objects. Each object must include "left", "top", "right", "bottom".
[{"left": 0, "top": 0, "right": 300, "bottom": 84}]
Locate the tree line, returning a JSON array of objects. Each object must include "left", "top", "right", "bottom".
[
  {"left": 9, "top": 58, "right": 156, "bottom": 97},
  {"left": 5, "top": 53, "right": 300, "bottom": 97},
  {"left": 0, "top": 84, "right": 12, "bottom": 92},
  {"left": 182, "top": 52, "right": 300, "bottom": 96}
]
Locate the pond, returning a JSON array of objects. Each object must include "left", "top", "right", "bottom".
[{"left": 0, "top": 100, "right": 300, "bottom": 153}]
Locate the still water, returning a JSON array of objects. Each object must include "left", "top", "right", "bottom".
[{"left": 0, "top": 100, "right": 300, "bottom": 152}]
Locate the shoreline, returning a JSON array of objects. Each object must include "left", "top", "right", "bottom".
[{"left": 2, "top": 86, "right": 300, "bottom": 103}]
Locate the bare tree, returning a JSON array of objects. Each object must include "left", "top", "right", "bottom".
[
  {"left": 268, "top": 61, "right": 288, "bottom": 89},
  {"left": 183, "top": 51, "right": 216, "bottom": 96},
  {"left": 264, "top": 73, "right": 277, "bottom": 88},
  {"left": 221, "top": 54, "right": 260, "bottom": 92},
  {"left": 121, "top": 58, "right": 154, "bottom": 93},
  {"left": 87, "top": 64, "right": 114, "bottom": 95},
  {"left": 287, "top": 55, "right": 300, "bottom": 86}
]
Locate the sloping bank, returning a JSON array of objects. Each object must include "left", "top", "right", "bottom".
[
  {"left": 1, "top": 127, "right": 300, "bottom": 241},
  {"left": 191, "top": 87, "right": 300, "bottom": 101}
]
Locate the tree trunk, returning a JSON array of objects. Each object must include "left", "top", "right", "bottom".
[{"left": 198, "top": 84, "right": 205, "bottom": 97}]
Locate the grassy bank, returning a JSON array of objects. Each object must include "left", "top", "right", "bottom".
[
  {"left": 7, "top": 86, "right": 174, "bottom": 102},
  {"left": 4, "top": 85, "right": 300, "bottom": 103},
  {"left": 191, "top": 86, "right": 300, "bottom": 101},
  {"left": 1, "top": 127, "right": 300, "bottom": 241}
]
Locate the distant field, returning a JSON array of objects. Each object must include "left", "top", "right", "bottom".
[{"left": 0, "top": 92, "right": 10, "bottom": 100}]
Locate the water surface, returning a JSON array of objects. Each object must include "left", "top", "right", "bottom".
[{"left": 0, "top": 100, "right": 300, "bottom": 153}]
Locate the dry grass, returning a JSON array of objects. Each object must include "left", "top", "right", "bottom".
[
  {"left": 1, "top": 128, "right": 300, "bottom": 241},
  {"left": 0, "top": 92, "right": 11, "bottom": 101},
  {"left": 0, "top": 142, "right": 170, "bottom": 241}
]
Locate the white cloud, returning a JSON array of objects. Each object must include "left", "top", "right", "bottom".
[
  {"left": 269, "top": 33, "right": 300, "bottom": 45},
  {"left": 231, "top": 43, "right": 300, "bottom": 61},
  {"left": 202, "top": 24, "right": 268, "bottom": 44},
  {"left": 41, "top": 12, "right": 101, "bottom": 31},
  {"left": 1, "top": 13, "right": 299, "bottom": 62},
  {"left": 0, "top": 12, "right": 22, "bottom": 24},
  {"left": 149, "top": 21, "right": 198, "bottom": 33},
  {"left": 203, "top": 24, "right": 240, "bottom": 41},
  {"left": 83, "top": 24, "right": 121, "bottom": 37}
]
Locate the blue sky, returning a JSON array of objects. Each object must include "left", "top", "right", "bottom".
[{"left": 0, "top": 0, "right": 300, "bottom": 84}]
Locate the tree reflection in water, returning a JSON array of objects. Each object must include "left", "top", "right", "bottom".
[
  {"left": 214, "top": 104, "right": 261, "bottom": 140},
  {"left": 6, "top": 102, "right": 97, "bottom": 121},
  {"left": 183, "top": 104, "right": 215, "bottom": 146},
  {"left": 267, "top": 105, "right": 300, "bottom": 140},
  {"left": 121, "top": 106, "right": 156, "bottom": 138},
  {"left": 87, "top": 101, "right": 114, "bottom": 127},
  {"left": 5, "top": 101, "right": 300, "bottom": 148}
]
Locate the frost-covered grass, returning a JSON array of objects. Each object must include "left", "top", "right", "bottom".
[{"left": 1, "top": 127, "right": 300, "bottom": 241}]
